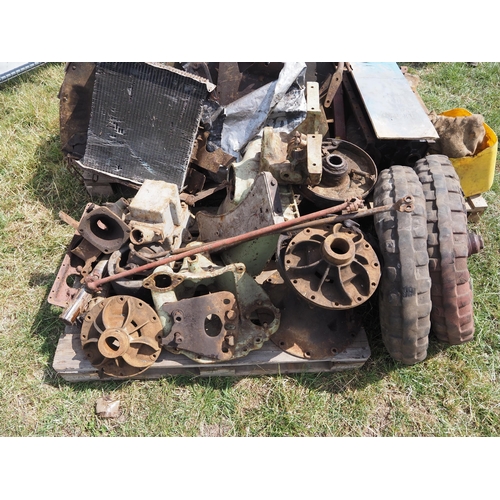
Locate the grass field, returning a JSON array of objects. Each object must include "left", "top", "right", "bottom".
[{"left": 0, "top": 62, "right": 499, "bottom": 441}]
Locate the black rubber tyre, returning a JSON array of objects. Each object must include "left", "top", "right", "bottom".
[
  {"left": 413, "top": 155, "right": 474, "bottom": 345},
  {"left": 373, "top": 165, "right": 432, "bottom": 364}
]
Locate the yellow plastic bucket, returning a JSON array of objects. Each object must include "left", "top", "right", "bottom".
[{"left": 439, "top": 108, "right": 498, "bottom": 197}]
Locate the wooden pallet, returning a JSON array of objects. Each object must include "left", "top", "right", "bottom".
[
  {"left": 466, "top": 194, "right": 488, "bottom": 222},
  {"left": 53, "top": 324, "right": 371, "bottom": 382}
]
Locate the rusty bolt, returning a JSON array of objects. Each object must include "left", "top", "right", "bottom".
[{"left": 226, "top": 310, "right": 237, "bottom": 321}]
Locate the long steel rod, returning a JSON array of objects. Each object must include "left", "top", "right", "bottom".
[
  {"left": 85, "top": 198, "right": 361, "bottom": 291},
  {"left": 85, "top": 195, "right": 412, "bottom": 291},
  {"left": 288, "top": 195, "right": 413, "bottom": 232}
]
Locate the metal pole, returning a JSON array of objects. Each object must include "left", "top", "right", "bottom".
[{"left": 85, "top": 196, "right": 413, "bottom": 291}]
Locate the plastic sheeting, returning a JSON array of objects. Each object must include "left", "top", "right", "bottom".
[{"left": 221, "top": 62, "right": 307, "bottom": 160}]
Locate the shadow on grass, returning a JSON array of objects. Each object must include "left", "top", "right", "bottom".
[{"left": 29, "top": 135, "right": 91, "bottom": 221}]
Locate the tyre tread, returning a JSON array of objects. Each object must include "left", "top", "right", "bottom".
[
  {"left": 374, "top": 165, "right": 432, "bottom": 364},
  {"left": 413, "top": 154, "right": 474, "bottom": 344}
]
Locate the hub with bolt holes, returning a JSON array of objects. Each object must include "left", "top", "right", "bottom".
[{"left": 281, "top": 222, "right": 380, "bottom": 309}]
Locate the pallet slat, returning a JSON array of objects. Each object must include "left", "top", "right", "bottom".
[{"left": 53, "top": 325, "right": 371, "bottom": 382}]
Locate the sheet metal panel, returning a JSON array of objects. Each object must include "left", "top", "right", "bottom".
[{"left": 350, "top": 62, "right": 439, "bottom": 140}]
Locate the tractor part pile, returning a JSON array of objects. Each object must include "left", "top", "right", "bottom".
[{"left": 50, "top": 62, "right": 485, "bottom": 378}]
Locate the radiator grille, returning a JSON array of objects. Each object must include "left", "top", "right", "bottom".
[{"left": 82, "top": 62, "right": 207, "bottom": 188}]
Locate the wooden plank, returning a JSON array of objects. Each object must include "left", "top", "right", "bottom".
[
  {"left": 466, "top": 194, "right": 488, "bottom": 222},
  {"left": 53, "top": 324, "right": 371, "bottom": 382}
]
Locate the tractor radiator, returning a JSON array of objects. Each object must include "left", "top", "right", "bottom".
[{"left": 81, "top": 62, "right": 210, "bottom": 189}]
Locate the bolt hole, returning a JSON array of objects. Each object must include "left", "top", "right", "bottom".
[{"left": 204, "top": 314, "right": 222, "bottom": 337}]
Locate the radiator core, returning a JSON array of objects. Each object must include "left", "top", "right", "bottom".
[{"left": 82, "top": 62, "right": 208, "bottom": 188}]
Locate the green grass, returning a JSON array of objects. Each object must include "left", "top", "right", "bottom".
[{"left": 0, "top": 62, "right": 499, "bottom": 438}]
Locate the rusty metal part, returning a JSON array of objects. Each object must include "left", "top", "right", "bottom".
[
  {"left": 343, "top": 69, "right": 377, "bottom": 148},
  {"left": 107, "top": 246, "right": 153, "bottom": 300},
  {"left": 70, "top": 237, "right": 102, "bottom": 276},
  {"left": 59, "top": 257, "right": 109, "bottom": 325},
  {"left": 324, "top": 62, "right": 345, "bottom": 108},
  {"left": 78, "top": 199, "right": 130, "bottom": 254},
  {"left": 294, "top": 81, "right": 329, "bottom": 140},
  {"left": 278, "top": 196, "right": 415, "bottom": 234},
  {"left": 146, "top": 253, "right": 280, "bottom": 363},
  {"left": 260, "top": 83, "right": 325, "bottom": 186},
  {"left": 299, "top": 139, "right": 377, "bottom": 208},
  {"left": 190, "top": 129, "right": 235, "bottom": 174},
  {"left": 81, "top": 295, "right": 163, "bottom": 378},
  {"left": 184, "top": 167, "right": 206, "bottom": 194},
  {"left": 180, "top": 181, "right": 228, "bottom": 206},
  {"left": 468, "top": 231, "right": 484, "bottom": 256},
  {"left": 280, "top": 223, "right": 380, "bottom": 310},
  {"left": 197, "top": 171, "right": 284, "bottom": 276},
  {"left": 59, "top": 211, "right": 79, "bottom": 230},
  {"left": 263, "top": 272, "right": 362, "bottom": 359},
  {"left": 333, "top": 78, "right": 346, "bottom": 139},
  {"left": 85, "top": 198, "right": 364, "bottom": 291},
  {"left": 59, "top": 62, "right": 96, "bottom": 159},
  {"left": 48, "top": 233, "right": 87, "bottom": 308},
  {"left": 162, "top": 291, "right": 239, "bottom": 361}
]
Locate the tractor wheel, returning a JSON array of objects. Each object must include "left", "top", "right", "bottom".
[
  {"left": 413, "top": 155, "right": 474, "bottom": 344},
  {"left": 373, "top": 165, "right": 432, "bottom": 364}
]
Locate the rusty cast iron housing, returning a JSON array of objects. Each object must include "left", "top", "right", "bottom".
[{"left": 143, "top": 253, "right": 280, "bottom": 363}]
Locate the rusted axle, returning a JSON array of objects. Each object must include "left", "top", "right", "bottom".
[{"left": 85, "top": 196, "right": 413, "bottom": 291}]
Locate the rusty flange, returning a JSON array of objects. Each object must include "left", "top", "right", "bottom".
[
  {"left": 280, "top": 222, "right": 380, "bottom": 309},
  {"left": 78, "top": 200, "right": 130, "bottom": 254},
  {"left": 81, "top": 295, "right": 163, "bottom": 378},
  {"left": 263, "top": 274, "right": 362, "bottom": 360},
  {"left": 162, "top": 291, "right": 239, "bottom": 361}
]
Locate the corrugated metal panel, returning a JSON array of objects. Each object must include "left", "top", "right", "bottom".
[
  {"left": 82, "top": 62, "right": 209, "bottom": 188},
  {"left": 0, "top": 62, "right": 44, "bottom": 84}
]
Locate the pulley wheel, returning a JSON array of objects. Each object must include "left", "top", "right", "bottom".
[
  {"left": 299, "top": 138, "right": 377, "bottom": 207},
  {"left": 81, "top": 295, "right": 163, "bottom": 378}
]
